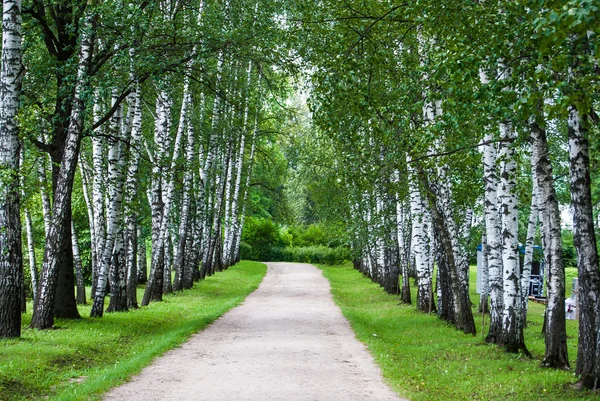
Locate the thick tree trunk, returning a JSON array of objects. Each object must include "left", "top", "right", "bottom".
[
  {"left": 531, "top": 121, "right": 569, "bottom": 369},
  {"left": 567, "top": 107, "right": 600, "bottom": 388},
  {"left": 31, "top": 14, "right": 94, "bottom": 329},
  {"left": 0, "top": 0, "right": 24, "bottom": 338}
]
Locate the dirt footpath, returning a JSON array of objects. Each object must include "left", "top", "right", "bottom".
[{"left": 104, "top": 262, "right": 407, "bottom": 401}]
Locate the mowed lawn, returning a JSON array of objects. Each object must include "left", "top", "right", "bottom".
[
  {"left": 319, "top": 263, "right": 594, "bottom": 401},
  {"left": 0, "top": 261, "right": 266, "bottom": 401}
]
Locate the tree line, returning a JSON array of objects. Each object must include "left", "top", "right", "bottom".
[
  {"left": 286, "top": 0, "right": 600, "bottom": 390},
  {"left": 0, "top": 0, "right": 293, "bottom": 335}
]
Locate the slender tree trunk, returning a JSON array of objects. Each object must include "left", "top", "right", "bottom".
[
  {"left": 483, "top": 132, "right": 503, "bottom": 344},
  {"left": 395, "top": 170, "right": 411, "bottom": 304},
  {"left": 0, "top": 0, "right": 24, "bottom": 338},
  {"left": 137, "top": 226, "right": 147, "bottom": 284},
  {"left": 173, "top": 76, "right": 194, "bottom": 291},
  {"left": 71, "top": 220, "right": 86, "bottom": 305},
  {"left": 79, "top": 156, "right": 97, "bottom": 284},
  {"left": 567, "top": 107, "right": 600, "bottom": 387},
  {"left": 530, "top": 120, "right": 569, "bottom": 369},
  {"left": 521, "top": 167, "right": 538, "bottom": 326},
  {"left": 478, "top": 229, "right": 489, "bottom": 313},
  {"left": 24, "top": 210, "right": 37, "bottom": 302},
  {"left": 408, "top": 157, "right": 434, "bottom": 313},
  {"left": 142, "top": 82, "right": 186, "bottom": 305},
  {"left": 232, "top": 103, "right": 260, "bottom": 263},
  {"left": 124, "top": 84, "right": 142, "bottom": 309},
  {"left": 90, "top": 93, "right": 129, "bottom": 317}
]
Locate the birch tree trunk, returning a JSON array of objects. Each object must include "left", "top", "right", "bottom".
[
  {"left": 142, "top": 81, "right": 187, "bottom": 305},
  {"left": 483, "top": 132, "right": 503, "bottom": 344},
  {"left": 478, "top": 229, "right": 489, "bottom": 313},
  {"left": 71, "top": 220, "right": 86, "bottom": 305},
  {"left": 232, "top": 90, "right": 261, "bottom": 264},
  {"left": 137, "top": 226, "right": 147, "bottom": 284},
  {"left": 90, "top": 93, "right": 129, "bottom": 317},
  {"left": 498, "top": 126, "right": 529, "bottom": 355},
  {"left": 124, "top": 85, "right": 142, "bottom": 308},
  {"left": 31, "top": 13, "right": 95, "bottom": 329},
  {"left": 24, "top": 209, "right": 37, "bottom": 302},
  {"left": 90, "top": 97, "right": 107, "bottom": 295},
  {"left": 395, "top": 170, "right": 411, "bottom": 304},
  {"left": 143, "top": 89, "right": 171, "bottom": 304},
  {"left": 408, "top": 156, "right": 434, "bottom": 313},
  {"left": 530, "top": 120, "right": 569, "bottom": 369},
  {"left": 173, "top": 76, "right": 194, "bottom": 291},
  {"left": 79, "top": 156, "right": 97, "bottom": 283},
  {"left": 567, "top": 107, "right": 600, "bottom": 388},
  {"left": 0, "top": 0, "right": 24, "bottom": 338},
  {"left": 521, "top": 163, "right": 538, "bottom": 325}
]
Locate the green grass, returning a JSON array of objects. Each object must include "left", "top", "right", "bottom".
[
  {"left": 0, "top": 261, "right": 266, "bottom": 401},
  {"left": 319, "top": 263, "right": 595, "bottom": 401}
]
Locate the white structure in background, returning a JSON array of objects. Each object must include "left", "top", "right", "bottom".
[
  {"left": 476, "top": 244, "right": 544, "bottom": 297},
  {"left": 565, "top": 278, "right": 579, "bottom": 320}
]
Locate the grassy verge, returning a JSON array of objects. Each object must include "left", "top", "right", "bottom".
[
  {"left": 319, "top": 263, "right": 595, "bottom": 401},
  {"left": 0, "top": 261, "right": 266, "bottom": 401}
]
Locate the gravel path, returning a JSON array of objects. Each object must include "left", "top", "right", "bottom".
[{"left": 104, "top": 262, "right": 406, "bottom": 401}]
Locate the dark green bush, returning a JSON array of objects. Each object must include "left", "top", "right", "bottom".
[{"left": 240, "top": 243, "right": 351, "bottom": 265}]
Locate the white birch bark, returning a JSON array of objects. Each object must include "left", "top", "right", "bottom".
[
  {"left": 521, "top": 167, "right": 538, "bottom": 321},
  {"left": 0, "top": 0, "right": 24, "bottom": 337},
  {"left": 124, "top": 83, "right": 142, "bottom": 308},
  {"left": 37, "top": 154, "right": 52, "bottom": 238},
  {"left": 79, "top": 156, "right": 97, "bottom": 280},
  {"left": 407, "top": 155, "right": 433, "bottom": 312},
  {"left": 20, "top": 150, "right": 37, "bottom": 303},
  {"left": 531, "top": 120, "right": 568, "bottom": 368},
  {"left": 232, "top": 109, "right": 259, "bottom": 263},
  {"left": 483, "top": 132, "right": 503, "bottom": 343},
  {"left": 142, "top": 79, "right": 187, "bottom": 304},
  {"left": 91, "top": 96, "right": 107, "bottom": 292},
  {"left": 144, "top": 89, "right": 171, "bottom": 304},
  {"left": 498, "top": 125, "right": 528, "bottom": 353},
  {"left": 394, "top": 170, "right": 411, "bottom": 304},
  {"left": 90, "top": 92, "right": 129, "bottom": 317},
  {"left": 567, "top": 106, "right": 600, "bottom": 384},
  {"left": 71, "top": 220, "right": 86, "bottom": 305}
]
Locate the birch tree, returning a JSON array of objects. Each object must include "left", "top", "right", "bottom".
[
  {"left": 530, "top": 119, "right": 568, "bottom": 369},
  {"left": 0, "top": 0, "right": 24, "bottom": 338},
  {"left": 31, "top": 10, "right": 96, "bottom": 329}
]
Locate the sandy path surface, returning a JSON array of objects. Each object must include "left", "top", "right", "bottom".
[{"left": 104, "top": 262, "right": 406, "bottom": 401}]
